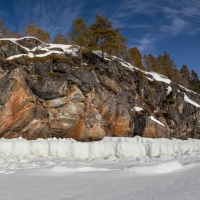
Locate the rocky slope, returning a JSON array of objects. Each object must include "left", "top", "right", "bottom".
[{"left": 0, "top": 36, "right": 200, "bottom": 140}]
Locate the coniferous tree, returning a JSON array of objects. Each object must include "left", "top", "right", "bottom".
[
  {"left": 7, "top": 32, "right": 21, "bottom": 38},
  {"left": 0, "top": 20, "right": 8, "bottom": 38},
  {"left": 23, "top": 23, "right": 50, "bottom": 42},
  {"left": 23, "top": 24, "right": 38, "bottom": 37},
  {"left": 171, "top": 69, "right": 180, "bottom": 84},
  {"left": 116, "top": 32, "right": 127, "bottom": 60},
  {"left": 190, "top": 70, "right": 200, "bottom": 93},
  {"left": 53, "top": 34, "right": 69, "bottom": 44},
  {"left": 37, "top": 28, "right": 50, "bottom": 42},
  {"left": 90, "top": 14, "right": 118, "bottom": 61},
  {"left": 110, "top": 30, "right": 127, "bottom": 61},
  {"left": 68, "top": 17, "right": 90, "bottom": 66},
  {"left": 125, "top": 47, "right": 144, "bottom": 69},
  {"left": 179, "top": 65, "right": 191, "bottom": 88},
  {"left": 143, "top": 54, "right": 157, "bottom": 71},
  {"left": 143, "top": 52, "right": 179, "bottom": 82},
  {"left": 156, "top": 52, "right": 179, "bottom": 82},
  {"left": 0, "top": 20, "right": 21, "bottom": 38}
]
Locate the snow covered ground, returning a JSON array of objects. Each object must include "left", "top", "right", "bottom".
[{"left": 1, "top": 137, "right": 200, "bottom": 199}]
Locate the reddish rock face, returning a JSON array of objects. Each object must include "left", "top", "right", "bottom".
[
  {"left": 0, "top": 37, "right": 200, "bottom": 140},
  {"left": 0, "top": 69, "right": 48, "bottom": 139}
]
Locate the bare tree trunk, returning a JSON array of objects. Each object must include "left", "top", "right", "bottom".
[
  {"left": 100, "top": 39, "right": 105, "bottom": 62},
  {"left": 80, "top": 46, "right": 83, "bottom": 67}
]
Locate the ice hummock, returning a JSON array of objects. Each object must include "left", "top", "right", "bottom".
[{"left": 0, "top": 136, "right": 200, "bottom": 160}]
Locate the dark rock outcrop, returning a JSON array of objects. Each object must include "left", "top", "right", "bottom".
[
  {"left": 16, "top": 37, "right": 43, "bottom": 50},
  {"left": 0, "top": 37, "right": 200, "bottom": 140},
  {"left": 0, "top": 40, "right": 28, "bottom": 58}
]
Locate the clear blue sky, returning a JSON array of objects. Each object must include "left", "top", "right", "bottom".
[{"left": 0, "top": 0, "right": 200, "bottom": 75}]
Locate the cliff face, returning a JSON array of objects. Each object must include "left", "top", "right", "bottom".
[{"left": 0, "top": 37, "right": 200, "bottom": 140}]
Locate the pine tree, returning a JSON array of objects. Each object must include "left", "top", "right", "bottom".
[
  {"left": 37, "top": 28, "right": 50, "bottom": 42},
  {"left": 157, "top": 52, "right": 179, "bottom": 82},
  {"left": 125, "top": 47, "right": 144, "bottom": 69},
  {"left": 7, "top": 32, "right": 21, "bottom": 38},
  {"left": 179, "top": 65, "right": 191, "bottom": 88},
  {"left": 53, "top": 34, "right": 69, "bottom": 44},
  {"left": 23, "top": 23, "right": 50, "bottom": 42},
  {"left": 107, "top": 29, "right": 127, "bottom": 62},
  {"left": 0, "top": 20, "right": 8, "bottom": 38},
  {"left": 0, "top": 20, "right": 20, "bottom": 38},
  {"left": 90, "top": 14, "right": 117, "bottom": 61},
  {"left": 23, "top": 24, "right": 38, "bottom": 37},
  {"left": 143, "top": 52, "right": 179, "bottom": 82},
  {"left": 143, "top": 54, "right": 157, "bottom": 71},
  {"left": 68, "top": 17, "right": 90, "bottom": 66},
  {"left": 190, "top": 70, "right": 200, "bottom": 93}
]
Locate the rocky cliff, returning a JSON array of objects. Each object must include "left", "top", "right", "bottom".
[{"left": 0, "top": 37, "right": 200, "bottom": 140}]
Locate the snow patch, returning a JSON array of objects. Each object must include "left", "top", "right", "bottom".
[
  {"left": 120, "top": 61, "right": 134, "bottom": 71},
  {"left": 184, "top": 93, "right": 200, "bottom": 108},
  {"left": 148, "top": 72, "right": 171, "bottom": 84},
  {"left": 46, "top": 166, "right": 111, "bottom": 173},
  {"left": 0, "top": 38, "right": 30, "bottom": 52},
  {"left": 179, "top": 84, "right": 199, "bottom": 96},
  {"left": 7, "top": 50, "right": 65, "bottom": 60},
  {"left": 2, "top": 37, "right": 78, "bottom": 60},
  {"left": 93, "top": 51, "right": 112, "bottom": 61},
  {"left": 166, "top": 86, "right": 172, "bottom": 95},
  {"left": 146, "top": 77, "right": 153, "bottom": 81},
  {"left": 125, "top": 161, "right": 183, "bottom": 174},
  {"left": 6, "top": 54, "right": 28, "bottom": 60},
  {"left": 113, "top": 57, "right": 172, "bottom": 86},
  {"left": 34, "top": 50, "right": 63, "bottom": 57},
  {"left": 16, "top": 36, "right": 45, "bottom": 43},
  {"left": 150, "top": 116, "right": 165, "bottom": 127},
  {"left": 134, "top": 107, "right": 143, "bottom": 112}
]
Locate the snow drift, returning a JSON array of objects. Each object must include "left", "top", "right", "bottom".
[
  {"left": 124, "top": 160, "right": 185, "bottom": 175},
  {"left": 1, "top": 136, "right": 200, "bottom": 160}
]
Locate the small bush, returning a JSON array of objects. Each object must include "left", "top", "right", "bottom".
[{"left": 53, "top": 55, "right": 74, "bottom": 64}]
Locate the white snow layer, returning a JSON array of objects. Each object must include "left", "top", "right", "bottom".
[
  {"left": 117, "top": 58, "right": 172, "bottom": 85},
  {"left": 166, "top": 85, "right": 172, "bottom": 95},
  {"left": 0, "top": 37, "right": 77, "bottom": 60},
  {"left": 148, "top": 72, "right": 171, "bottom": 84},
  {"left": 150, "top": 116, "right": 165, "bottom": 127},
  {"left": 1, "top": 136, "right": 200, "bottom": 160},
  {"left": 134, "top": 107, "right": 143, "bottom": 112},
  {"left": 184, "top": 93, "right": 200, "bottom": 108},
  {"left": 126, "top": 161, "right": 183, "bottom": 174}
]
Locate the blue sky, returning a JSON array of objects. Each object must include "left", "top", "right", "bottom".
[{"left": 0, "top": 0, "right": 200, "bottom": 75}]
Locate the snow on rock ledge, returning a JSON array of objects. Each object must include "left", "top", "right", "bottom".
[
  {"left": 134, "top": 107, "right": 143, "bottom": 112},
  {"left": 148, "top": 72, "right": 171, "bottom": 84},
  {"left": 184, "top": 93, "right": 200, "bottom": 108},
  {"left": 150, "top": 116, "right": 165, "bottom": 127},
  {"left": 0, "top": 136, "right": 200, "bottom": 160}
]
